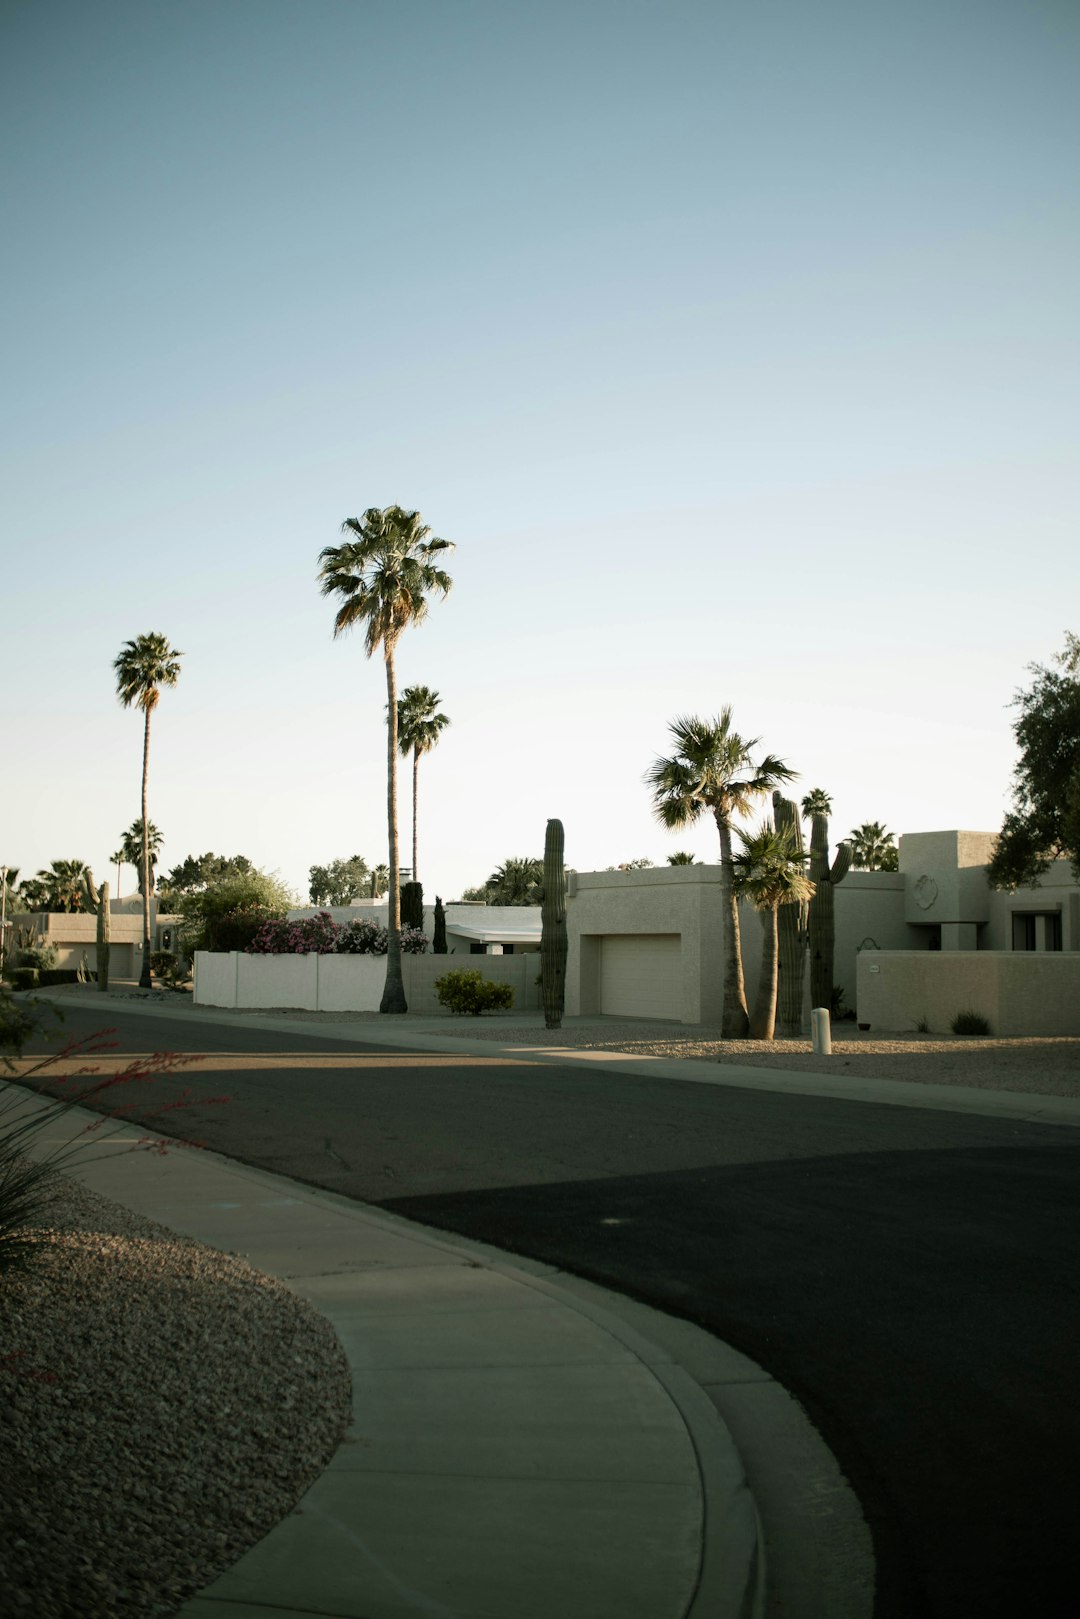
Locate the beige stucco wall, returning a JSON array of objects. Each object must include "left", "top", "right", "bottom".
[{"left": 856, "top": 950, "right": 1080, "bottom": 1036}]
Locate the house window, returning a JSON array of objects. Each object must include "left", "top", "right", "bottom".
[
  {"left": 1012, "top": 912, "right": 1062, "bottom": 951},
  {"left": 469, "top": 942, "right": 485, "bottom": 954}
]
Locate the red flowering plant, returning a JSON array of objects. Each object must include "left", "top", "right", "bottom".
[{"left": 0, "top": 991, "right": 231, "bottom": 1277}]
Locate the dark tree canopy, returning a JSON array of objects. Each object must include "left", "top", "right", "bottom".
[
  {"left": 309, "top": 856, "right": 370, "bottom": 907},
  {"left": 987, "top": 633, "right": 1080, "bottom": 889},
  {"left": 158, "top": 853, "right": 255, "bottom": 899}
]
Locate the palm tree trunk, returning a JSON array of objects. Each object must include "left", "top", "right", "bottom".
[
  {"left": 716, "top": 813, "right": 750, "bottom": 1038},
  {"left": 139, "top": 709, "right": 152, "bottom": 989},
  {"left": 381, "top": 650, "right": 407, "bottom": 1013},
  {"left": 750, "top": 906, "right": 779, "bottom": 1040},
  {"left": 412, "top": 746, "right": 420, "bottom": 886}
]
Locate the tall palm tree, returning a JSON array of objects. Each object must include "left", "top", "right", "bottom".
[
  {"left": 114, "top": 633, "right": 183, "bottom": 988},
  {"left": 646, "top": 710, "right": 795, "bottom": 1037},
  {"left": 850, "top": 821, "right": 899, "bottom": 871},
  {"left": 119, "top": 819, "right": 164, "bottom": 894},
  {"left": 731, "top": 821, "right": 815, "bottom": 1040},
  {"left": 318, "top": 507, "right": 454, "bottom": 1013},
  {"left": 109, "top": 849, "right": 125, "bottom": 898},
  {"left": 396, "top": 685, "right": 450, "bottom": 886}
]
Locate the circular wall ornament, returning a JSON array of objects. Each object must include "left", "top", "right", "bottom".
[{"left": 913, "top": 875, "right": 938, "bottom": 910}]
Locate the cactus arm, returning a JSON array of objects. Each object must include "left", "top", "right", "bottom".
[
  {"left": 830, "top": 842, "right": 853, "bottom": 884},
  {"left": 541, "top": 819, "right": 567, "bottom": 1029}
]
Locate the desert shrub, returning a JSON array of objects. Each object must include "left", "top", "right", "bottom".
[
  {"left": 248, "top": 912, "right": 341, "bottom": 955},
  {"left": 336, "top": 919, "right": 389, "bottom": 955},
  {"left": 399, "top": 926, "right": 428, "bottom": 955},
  {"left": 951, "top": 1010, "right": 991, "bottom": 1036},
  {"left": 915, "top": 1016, "right": 930, "bottom": 1034},
  {"left": 38, "top": 970, "right": 84, "bottom": 987},
  {"left": 11, "top": 968, "right": 38, "bottom": 991},
  {"left": 434, "top": 969, "right": 514, "bottom": 1016},
  {"left": 150, "top": 950, "right": 179, "bottom": 978},
  {"left": 17, "top": 942, "right": 58, "bottom": 972}
]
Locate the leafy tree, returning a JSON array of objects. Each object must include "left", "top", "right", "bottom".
[
  {"left": 114, "top": 633, "right": 183, "bottom": 987},
  {"left": 318, "top": 507, "right": 454, "bottom": 1013},
  {"left": 118, "top": 819, "right": 164, "bottom": 894},
  {"left": 988, "top": 633, "right": 1080, "bottom": 888},
  {"left": 175, "top": 869, "right": 295, "bottom": 956},
  {"left": 397, "top": 685, "right": 450, "bottom": 885},
  {"left": 849, "top": 821, "right": 899, "bottom": 871},
  {"left": 617, "top": 858, "right": 653, "bottom": 870},
  {"left": 801, "top": 788, "right": 833, "bottom": 819},
  {"left": 463, "top": 856, "right": 543, "bottom": 906},
  {"left": 666, "top": 852, "right": 698, "bottom": 865},
  {"left": 646, "top": 709, "right": 795, "bottom": 1038},
  {"left": 309, "top": 855, "right": 370, "bottom": 907},
  {"left": 158, "top": 853, "right": 255, "bottom": 901},
  {"left": 731, "top": 821, "right": 815, "bottom": 1040}
]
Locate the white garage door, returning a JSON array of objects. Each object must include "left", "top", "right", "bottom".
[{"left": 599, "top": 934, "right": 682, "bottom": 1019}]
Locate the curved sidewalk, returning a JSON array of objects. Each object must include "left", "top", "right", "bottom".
[{"left": 65, "top": 1125, "right": 761, "bottom": 1619}]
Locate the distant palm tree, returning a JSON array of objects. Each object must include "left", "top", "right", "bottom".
[
  {"left": 646, "top": 710, "right": 795, "bottom": 1037},
  {"left": 666, "top": 852, "right": 698, "bottom": 865},
  {"left": 731, "top": 822, "right": 815, "bottom": 1040},
  {"left": 850, "top": 821, "right": 899, "bottom": 871},
  {"left": 33, "top": 859, "right": 93, "bottom": 913},
  {"left": 801, "top": 788, "right": 833, "bottom": 819},
  {"left": 109, "top": 849, "right": 125, "bottom": 898},
  {"left": 318, "top": 507, "right": 454, "bottom": 1012},
  {"left": 114, "top": 633, "right": 183, "bottom": 988},
  {"left": 486, "top": 857, "right": 544, "bottom": 906},
  {"left": 397, "top": 685, "right": 450, "bottom": 886},
  {"left": 119, "top": 820, "right": 164, "bottom": 894}
]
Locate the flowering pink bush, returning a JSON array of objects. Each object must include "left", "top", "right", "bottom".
[
  {"left": 247, "top": 912, "right": 341, "bottom": 955},
  {"left": 248, "top": 914, "right": 429, "bottom": 957},
  {"left": 336, "top": 919, "right": 388, "bottom": 955}
]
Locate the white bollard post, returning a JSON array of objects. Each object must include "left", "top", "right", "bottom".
[{"left": 810, "top": 1006, "right": 832, "bottom": 1056}]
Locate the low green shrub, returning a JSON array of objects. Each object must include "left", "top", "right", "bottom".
[
  {"left": 17, "top": 943, "right": 58, "bottom": 972},
  {"left": 434, "top": 969, "right": 514, "bottom": 1016},
  {"left": 951, "top": 1010, "right": 991, "bottom": 1036},
  {"left": 11, "top": 968, "right": 38, "bottom": 991},
  {"left": 150, "top": 950, "right": 179, "bottom": 978},
  {"left": 38, "top": 969, "right": 88, "bottom": 987}
]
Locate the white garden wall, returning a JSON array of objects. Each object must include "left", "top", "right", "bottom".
[{"left": 194, "top": 950, "right": 539, "bottom": 1015}]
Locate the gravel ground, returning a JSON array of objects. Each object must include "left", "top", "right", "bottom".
[{"left": 0, "top": 1172, "right": 351, "bottom": 1619}]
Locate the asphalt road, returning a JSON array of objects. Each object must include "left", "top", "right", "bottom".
[{"left": 21, "top": 1004, "right": 1080, "bottom": 1619}]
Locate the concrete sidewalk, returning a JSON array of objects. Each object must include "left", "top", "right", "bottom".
[{"left": 59, "top": 1111, "right": 764, "bottom": 1619}]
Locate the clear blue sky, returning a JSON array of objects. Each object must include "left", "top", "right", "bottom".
[{"left": 3, "top": 0, "right": 1078, "bottom": 901}]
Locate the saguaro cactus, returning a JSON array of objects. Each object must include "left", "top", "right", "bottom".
[
  {"left": 81, "top": 872, "right": 111, "bottom": 991},
  {"left": 433, "top": 896, "right": 447, "bottom": 954},
  {"left": 541, "top": 818, "right": 567, "bottom": 1029},
  {"left": 808, "top": 809, "right": 852, "bottom": 1014},
  {"left": 773, "top": 793, "right": 809, "bottom": 1037},
  {"left": 401, "top": 880, "right": 424, "bottom": 932}
]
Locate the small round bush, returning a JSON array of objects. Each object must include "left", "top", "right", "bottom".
[
  {"left": 17, "top": 943, "right": 58, "bottom": 972},
  {"left": 434, "top": 969, "right": 514, "bottom": 1016},
  {"left": 399, "top": 926, "right": 429, "bottom": 955},
  {"left": 951, "top": 1010, "right": 991, "bottom": 1036},
  {"left": 150, "top": 950, "right": 179, "bottom": 978},
  {"left": 11, "top": 967, "right": 39, "bottom": 991}
]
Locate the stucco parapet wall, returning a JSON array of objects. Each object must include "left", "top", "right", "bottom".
[
  {"left": 857, "top": 949, "right": 1080, "bottom": 1037},
  {"left": 568, "top": 866, "right": 723, "bottom": 894}
]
